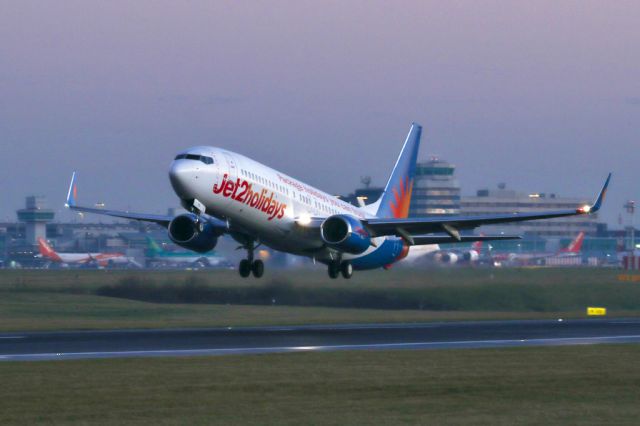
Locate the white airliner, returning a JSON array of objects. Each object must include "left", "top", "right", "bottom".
[
  {"left": 405, "top": 239, "right": 485, "bottom": 265},
  {"left": 65, "top": 123, "right": 610, "bottom": 279},
  {"left": 37, "top": 237, "right": 136, "bottom": 267}
]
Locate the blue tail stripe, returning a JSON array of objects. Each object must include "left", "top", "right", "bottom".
[{"left": 375, "top": 123, "right": 422, "bottom": 219}]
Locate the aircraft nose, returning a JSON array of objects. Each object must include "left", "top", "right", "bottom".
[{"left": 169, "top": 160, "right": 197, "bottom": 197}]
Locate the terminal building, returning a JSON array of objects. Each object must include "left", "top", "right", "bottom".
[{"left": 460, "top": 183, "right": 599, "bottom": 237}]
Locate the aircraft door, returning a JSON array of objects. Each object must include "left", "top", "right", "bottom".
[
  {"left": 210, "top": 151, "right": 233, "bottom": 208},
  {"left": 222, "top": 152, "right": 238, "bottom": 183}
]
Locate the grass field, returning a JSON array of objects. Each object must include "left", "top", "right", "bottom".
[
  {"left": 1, "top": 345, "right": 639, "bottom": 425},
  {"left": 0, "top": 268, "right": 638, "bottom": 331},
  {"left": 0, "top": 267, "right": 628, "bottom": 291}
]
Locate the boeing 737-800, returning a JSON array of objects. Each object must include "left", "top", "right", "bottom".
[
  {"left": 65, "top": 123, "right": 610, "bottom": 279},
  {"left": 37, "top": 238, "right": 136, "bottom": 267}
]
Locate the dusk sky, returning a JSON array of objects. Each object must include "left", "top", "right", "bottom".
[{"left": 1, "top": 1, "right": 638, "bottom": 226}]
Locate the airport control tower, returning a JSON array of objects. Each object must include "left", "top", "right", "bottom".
[
  {"left": 409, "top": 158, "right": 461, "bottom": 217},
  {"left": 17, "top": 196, "right": 54, "bottom": 244}
]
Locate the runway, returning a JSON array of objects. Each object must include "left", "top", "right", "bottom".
[{"left": 2, "top": 318, "right": 640, "bottom": 361}]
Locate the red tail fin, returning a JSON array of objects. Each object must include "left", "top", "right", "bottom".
[
  {"left": 38, "top": 238, "right": 62, "bottom": 262},
  {"left": 560, "top": 232, "right": 585, "bottom": 254}
]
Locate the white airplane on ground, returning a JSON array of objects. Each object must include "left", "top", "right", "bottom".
[
  {"left": 405, "top": 239, "right": 485, "bottom": 265},
  {"left": 37, "top": 238, "right": 137, "bottom": 267},
  {"left": 145, "top": 237, "right": 227, "bottom": 268},
  {"left": 64, "top": 123, "right": 610, "bottom": 279},
  {"left": 492, "top": 231, "right": 586, "bottom": 266}
]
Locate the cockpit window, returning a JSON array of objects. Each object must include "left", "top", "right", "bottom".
[{"left": 174, "top": 154, "right": 214, "bottom": 164}]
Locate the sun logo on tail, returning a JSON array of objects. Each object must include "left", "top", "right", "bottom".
[{"left": 389, "top": 176, "right": 413, "bottom": 218}]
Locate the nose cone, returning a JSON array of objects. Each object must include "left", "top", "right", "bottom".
[{"left": 169, "top": 160, "right": 197, "bottom": 198}]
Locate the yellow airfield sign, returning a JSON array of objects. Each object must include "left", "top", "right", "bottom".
[{"left": 587, "top": 307, "right": 607, "bottom": 316}]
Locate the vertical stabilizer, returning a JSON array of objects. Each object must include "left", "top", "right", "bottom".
[
  {"left": 146, "top": 237, "right": 165, "bottom": 255},
  {"left": 375, "top": 123, "right": 422, "bottom": 218},
  {"left": 38, "top": 238, "right": 62, "bottom": 262},
  {"left": 560, "top": 232, "right": 585, "bottom": 254}
]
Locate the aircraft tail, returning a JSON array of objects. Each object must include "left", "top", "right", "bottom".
[
  {"left": 560, "top": 232, "right": 585, "bottom": 254},
  {"left": 37, "top": 238, "right": 62, "bottom": 262},
  {"left": 374, "top": 123, "right": 422, "bottom": 218},
  {"left": 146, "top": 237, "right": 165, "bottom": 254}
]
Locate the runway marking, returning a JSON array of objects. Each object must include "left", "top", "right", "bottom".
[
  {"left": 0, "top": 336, "right": 25, "bottom": 339},
  {"left": 2, "top": 334, "right": 640, "bottom": 361}
]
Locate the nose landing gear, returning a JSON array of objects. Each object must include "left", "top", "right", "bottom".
[{"left": 238, "top": 241, "right": 264, "bottom": 278}]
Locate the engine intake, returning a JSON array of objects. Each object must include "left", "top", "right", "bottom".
[
  {"left": 462, "top": 250, "right": 479, "bottom": 262},
  {"left": 439, "top": 252, "right": 459, "bottom": 264},
  {"left": 321, "top": 214, "right": 371, "bottom": 254},
  {"left": 168, "top": 213, "right": 220, "bottom": 253}
]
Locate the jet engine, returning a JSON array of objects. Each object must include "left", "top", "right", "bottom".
[
  {"left": 168, "top": 214, "right": 220, "bottom": 253},
  {"left": 321, "top": 214, "right": 371, "bottom": 254},
  {"left": 462, "top": 250, "right": 479, "bottom": 262},
  {"left": 439, "top": 252, "right": 459, "bottom": 264}
]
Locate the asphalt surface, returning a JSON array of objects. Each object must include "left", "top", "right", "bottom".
[{"left": 1, "top": 318, "right": 640, "bottom": 361}]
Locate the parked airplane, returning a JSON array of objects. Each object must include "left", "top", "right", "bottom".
[
  {"left": 403, "top": 238, "right": 486, "bottom": 265},
  {"left": 37, "top": 238, "right": 136, "bottom": 267},
  {"left": 145, "top": 237, "right": 227, "bottom": 268},
  {"left": 64, "top": 123, "right": 610, "bottom": 279},
  {"left": 492, "top": 231, "right": 585, "bottom": 266}
]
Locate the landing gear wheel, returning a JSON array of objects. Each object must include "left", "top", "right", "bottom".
[
  {"left": 328, "top": 263, "right": 339, "bottom": 279},
  {"left": 251, "top": 259, "right": 264, "bottom": 278},
  {"left": 340, "top": 262, "right": 353, "bottom": 279},
  {"left": 239, "top": 259, "right": 251, "bottom": 278}
]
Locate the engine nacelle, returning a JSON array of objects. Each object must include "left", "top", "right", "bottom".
[
  {"left": 440, "top": 252, "right": 459, "bottom": 264},
  {"left": 320, "top": 214, "right": 371, "bottom": 254},
  {"left": 168, "top": 214, "right": 220, "bottom": 253},
  {"left": 462, "top": 250, "right": 479, "bottom": 262}
]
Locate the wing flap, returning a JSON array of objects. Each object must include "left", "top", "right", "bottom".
[{"left": 411, "top": 234, "right": 521, "bottom": 246}]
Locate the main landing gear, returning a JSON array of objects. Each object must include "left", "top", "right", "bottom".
[
  {"left": 328, "top": 261, "right": 353, "bottom": 279},
  {"left": 238, "top": 242, "right": 264, "bottom": 278}
]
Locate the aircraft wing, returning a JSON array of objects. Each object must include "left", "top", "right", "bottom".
[
  {"left": 411, "top": 234, "right": 521, "bottom": 245},
  {"left": 363, "top": 173, "right": 611, "bottom": 243},
  {"left": 64, "top": 172, "right": 221, "bottom": 228}
]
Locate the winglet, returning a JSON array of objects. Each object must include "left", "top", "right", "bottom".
[
  {"left": 65, "top": 172, "right": 78, "bottom": 208},
  {"left": 578, "top": 173, "right": 611, "bottom": 214}
]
